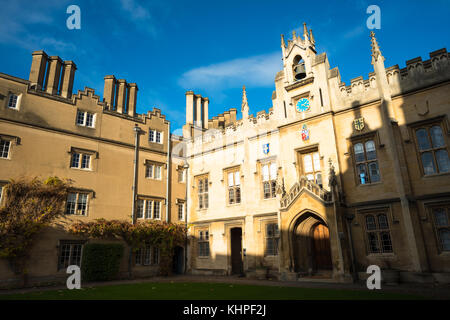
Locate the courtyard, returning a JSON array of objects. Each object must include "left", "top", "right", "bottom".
[{"left": 1, "top": 275, "right": 448, "bottom": 300}]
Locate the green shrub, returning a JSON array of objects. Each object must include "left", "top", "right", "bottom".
[{"left": 81, "top": 243, "right": 124, "bottom": 282}]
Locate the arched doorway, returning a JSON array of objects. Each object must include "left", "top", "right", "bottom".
[
  {"left": 291, "top": 212, "right": 333, "bottom": 276},
  {"left": 312, "top": 223, "right": 332, "bottom": 271}
]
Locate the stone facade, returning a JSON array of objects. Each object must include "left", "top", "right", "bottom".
[
  {"left": 183, "top": 25, "right": 450, "bottom": 284},
  {"left": 0, "top": 51, "right": 186, "bottom": 286},
  {"left": 0, "top": 23, "right": 449, "bottom": 286}
]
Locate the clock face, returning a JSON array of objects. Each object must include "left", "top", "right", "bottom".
[{"left": 296, "top": 98, "right": 310, "bottom": 112}]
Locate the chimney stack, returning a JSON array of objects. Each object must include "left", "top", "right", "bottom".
[
  {"left": 60, "top": 61, "right": 77, "bottom": 99},
  {"left": 185, "top": 91, "right": 194, "bottom": 125},
  {"left": 116, "top": 79, "right": 127, "bottom": 114},
  {"left": 195, "top": 94, "right": 202, "bottom": 127},
  {"left": 45, "top": 56, "right": 63, "bottom": 95},
  {"left": 229, "top": 108, "right": 237, "bottom": 124},
  {"left": 29, "top": 51, "right": 48, "bottom": 90},
  {"left": 202, "top": 97, "right": 209, "bottom": 129},
  {"left": 103, "top": 75, "right": 116, "bottom": 110},
  {"left": 127, "top": 83, "right": 138, "bottom": 117}
]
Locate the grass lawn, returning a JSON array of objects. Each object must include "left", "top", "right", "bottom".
[{"left": 0, "top": 282, "right": 424, "bottom": 300}]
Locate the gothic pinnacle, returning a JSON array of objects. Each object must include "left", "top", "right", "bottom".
[
  {"left": 309, "top": 28, "right": 315, "bottom": 44},
  {"left": 370, "top": 31, "right": 383, "bottom": 62},
  {"left": 241, "top": 85, "right": 248, "bottom": 111}
]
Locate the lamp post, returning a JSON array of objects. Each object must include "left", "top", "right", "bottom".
[
  {"left": 131, "top": 124, "right": 145, "bottom": 225},
  {"left": 128, "top": 124, "right": 145, "bottom": 279},
  {"left": 183, "top": 162, "right": 189, "bottom": 274}
]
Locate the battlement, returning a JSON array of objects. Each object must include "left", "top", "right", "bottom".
[
  {"left": 337, "top": 48, "right": 449, "bottom": 101},
  {"left": 208, "top": 108, "right": 237, "bottom": 129}
]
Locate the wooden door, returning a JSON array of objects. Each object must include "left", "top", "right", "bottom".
[
  {"left": 230, "top": 228, "right": 243, "bottom": 274},
  {"left": 312, "top": 224, "right": 332, "bottom": 270}
]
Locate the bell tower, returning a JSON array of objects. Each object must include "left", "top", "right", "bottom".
[{"left": 281, "top": 22, "right": 317, "bottom": 84}]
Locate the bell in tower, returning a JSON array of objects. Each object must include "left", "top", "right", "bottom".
[{"left": 293, "top": 55, "right": 306, "bottom": 80}]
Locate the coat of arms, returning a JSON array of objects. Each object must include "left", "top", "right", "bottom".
[
  {"left": 301, "top": 124, "right": 309, "bottom": 141},
  {"left": 354, "top": 117, "right": 365, "bottom": 131},
  {"left": 263, "top": 143, "right": 270, "bottom": 155}
]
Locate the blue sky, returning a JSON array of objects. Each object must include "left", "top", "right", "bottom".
[{"left": 0, "top": 0, "right": 448, "bottom": 133}]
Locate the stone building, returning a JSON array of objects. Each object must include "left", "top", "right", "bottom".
[
  {"left": 0, "top": 23, "right": 449, "bottom": 286},
  {"left": 0, "top": 51, "right": 187, "bottom": 286},
  {"left": 183, "top": 24, "right": 450, "bottom": 283}
]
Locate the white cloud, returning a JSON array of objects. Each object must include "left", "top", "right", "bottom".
[
  {"left": 0, "top": 0, "right": 76, "bottom": 54},
  {"left": 178, "top": 52, "right": 282, "bottom": 90},
  {"left": 342, "top": 25, "right": 365, "bottom": 39},
  {"left": 120, "top": 0, "right": 151, "bottom": 20},
  {"left": 119, "top": 0, "right": 157, "bottom": 36}
]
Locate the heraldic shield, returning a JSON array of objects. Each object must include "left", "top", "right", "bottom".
[{"left": 354, "top": 117, "right": 365, "bottom": 131}]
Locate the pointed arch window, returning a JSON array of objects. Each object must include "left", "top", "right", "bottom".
[{"left": 353, "top": 139, "right": 380, "bottom": 185}]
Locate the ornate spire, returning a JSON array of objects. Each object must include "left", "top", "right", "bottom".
[
  {"left": 303, "top": 22, "right": 308, "bottom": 38},
  {"left": 370, "top": 31, "right": 384, "bottom": 63},
  {"left": 281, "top": 34, "right": 285, "bottom": 48},
  {"left": 309, "top": 28, "right": 315, "bottom": 44},
  {"left": 292, "top": 30, "right": 297, "bottom": 41},
  {"left": 241, "top": 85, "right": 248, "bottom": 113}
]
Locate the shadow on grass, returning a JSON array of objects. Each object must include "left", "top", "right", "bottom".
[{"left": 0, "top": 282, "right": 425, "bottom": 300}]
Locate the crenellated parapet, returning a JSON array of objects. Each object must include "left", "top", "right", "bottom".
[
  {"left": 335, "top": 48, "right": 449, "bottom": 104},
  {"left": 387, "top": 48, "right": 449, "bottom": 96},
  {"left": 207, "top": 107, "right": 237, "bottom": 130}
]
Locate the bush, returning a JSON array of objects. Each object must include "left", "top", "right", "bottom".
[{"left": 81, "top": 243, "right": 124, "bottom": 282}]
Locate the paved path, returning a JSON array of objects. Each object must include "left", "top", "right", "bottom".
[{"left": 1, "top": 274, "right": 449, "bottom": 299}]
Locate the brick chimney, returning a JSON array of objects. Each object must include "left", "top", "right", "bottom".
[
  {"left": 45, "top": 56, "right": 63, "bottom": 95},
  {"left": 29, "top": 51, "right": 48, "bottom": 90},
  {"left": 60, "top": 61, "right": 77, "bottom": 98},
  {"left": 116, "top": 79, "right": 127, "bottom": 114},
  {"left": 127, "top": 83, "right": 138, "bottom": 117},
  {"left": 185, "top": 91, "right": 194, "bottom": 125},
  {"left": 103, "top": 75, "right": 116, "bottom": 110},
  {"left": 203, "top": 97, "right": 209, "bottom": 129}
]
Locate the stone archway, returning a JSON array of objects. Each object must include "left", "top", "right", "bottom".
[{"left": 291, "top": 211, "right": 332, "bottom": 276}]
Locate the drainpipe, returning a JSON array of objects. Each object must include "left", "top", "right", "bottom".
[
  {"left": 183, "top": 162, "right": 189, "bottom": 274},
  {"left": 130, "top": 124, "right": 145, "bottom": 278},
  {"left": 345, "top": 213, "right": 359, "bottom": 283},
  {"left": 166, "top": 122, "right": 171, "bottom": 223},
  {"left": 131, "top": 124, "right": 145, "bottom": 224}
]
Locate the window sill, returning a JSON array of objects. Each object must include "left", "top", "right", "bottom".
[
  {"left": 70, "top": 167, "right": 93, "bottom": 172},
  {"left": 262, "top": 197, "right": 277, "bottom": 201},
  {"left": 437, "top": 251, "right": 450, "bottom": 257},
  {"left": 76, "top": 124, "right": 95, "bottom": 129},
  {"left": 198, "top": 256, "right": 210, "bottom": 259},
  {"left": 227, "top": 202, "right": 241, "bottom": 207},
  {"left": 357, "top": 181, "right": 382, "bottom": 187},
  {"left": 0, "top": 157, "right": 11, "bottom": 161},
  {"left": 366, "top": 252, "right": 395, "bottom": 257},
  {"left": 422, "top": 172, "right": 450, "bottom": 179}
]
